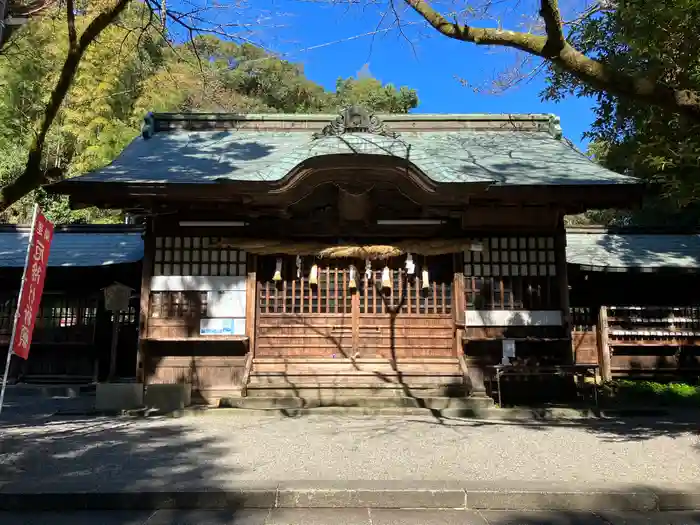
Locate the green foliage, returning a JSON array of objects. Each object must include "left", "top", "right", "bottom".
[
  {"left": 0, "top": 23, "right": 419, "bottom": 225},
  {"left": 602, "top": 380, "right": 700, "bottom": 407},
  {"left": 544, "top": 0, "right": 700, "bottom": 226},
  {"left": 334, "top": 77, "right": 419, "bottom": 114}
]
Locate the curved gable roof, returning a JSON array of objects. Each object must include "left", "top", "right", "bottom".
[{"left": 55, "top": 111, "right": 639, "bottom": 188}]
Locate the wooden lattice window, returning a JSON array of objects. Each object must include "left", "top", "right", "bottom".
[
  {"left": 258, "top": 255, "right": 453, "bottom": 315},
  {"left": 149, "top": 291, "right": 209, "bottom": 318},
  {"left": 0, "top": 294, "right": 98, "bottom": 343},
  {"left": 464, "top": 236, "right": 558, "bottom": 310},
  {"left": 118, "top": 303, "right": 139, "bottom": 325},
  {"left": 35, "top": 295, "right": 98, "bottom": 329},
  {"left": 154, "top": 237, "right": 247, "bottom": 277},
  {"left": 360, "top": 255, "right": 453, "bottom": 314},
  {"left": 259, "top": 257, "right": 352, "bottom": 314},
  {"left": 32, "top": 295, "right": 99, "bottom": 344}
]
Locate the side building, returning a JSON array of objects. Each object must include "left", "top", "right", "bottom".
[
  {"left": 0, "top": 224, "right": 143, "bottom": 383},
  {"left": 569, "top": 226, "right": 700, "bottom": 379}
]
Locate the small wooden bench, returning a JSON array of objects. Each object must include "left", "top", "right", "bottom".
[{"left": 486, "top": 364, "right": 600, "bottom": 408}]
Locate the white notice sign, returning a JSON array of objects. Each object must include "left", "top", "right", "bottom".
[
  {"left": 207, "top": 290, "right": 246, "bottom": 318},
  {"left": 502, "top": 339, "right": 516, "bottom": 365},
  {"left": 200, "top": 318, "right": 246, "bottom": 336}
]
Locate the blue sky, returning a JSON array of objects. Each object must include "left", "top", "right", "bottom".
[{"left": 187, "top": 0, "right": 595, "bottom": 150}]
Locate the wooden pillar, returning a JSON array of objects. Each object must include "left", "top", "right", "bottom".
[
  {"left": 453, "top": 259, "right": 486, "bottom": 396},
  {"left": 554, "top": 215, "right": 572, "bottom": 362},
  {"left": 452, "top": 272, "right": 465, "bottom": 358},
  {"left": 597, "top": 305, "right": 612, "bottom": 382},
  {"left": 136, "top": 219, "right": 154, "bottom": 384},
  {"left": 245, "top": 254, "right": 257, "bottom": 356}
]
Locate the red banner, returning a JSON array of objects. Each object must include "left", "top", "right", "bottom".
[{"left": 10, "top": 208, "right": 54, "bottom": 360}]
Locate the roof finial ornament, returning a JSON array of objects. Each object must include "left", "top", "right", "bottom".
[
  {"left": 313, "top": 105, "right": 398, "bottom": 139},
  {"left": 548, "top": 114, "right": 563, "bottom": 140}
]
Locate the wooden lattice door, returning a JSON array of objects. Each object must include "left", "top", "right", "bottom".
[
  {"left": 256, "top": 257, "right": 356, "bottom": 357},
  {"left": 255, "top": 254, "right": 456, "bottom": 359},
  {"left": 355, "top": 254, "right": 455, "bottom": 358}
]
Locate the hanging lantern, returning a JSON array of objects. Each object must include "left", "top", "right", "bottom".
[
  {"left": 309, "top": 264, "right": 319, "bottom": 286},
  {"left": 273, "top": 258, "right": 283, "bottom": 282},
  {"left": 348, "top": 265, "right": 357, "bottom": 290},
  {"left": 381, "top": 266, "right": 392, "bottom": 290},
  {"left": 421, "top": 267, "right": 430, "bottom": 290},
  {"left": 296, "top": 255, "right": 302, "bottom": 279},
  {"left": 365, "top": 259, "right": 372, "bottom": 281},
  {"left": 405, "top": 253, "right": 416, "bottom": 276}
]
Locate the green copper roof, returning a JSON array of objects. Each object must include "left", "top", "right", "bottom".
[
  {"left": 66, "top": 111, "right": 638, "bottom": 187},
  {"left": 566, "top": 229, "right": 700, "bottom": 269}
]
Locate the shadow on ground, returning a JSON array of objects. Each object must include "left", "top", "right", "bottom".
[
  {"left": 481, "top": 508, "right": 700, "bottom": 524},
  {"left": 0, "top": 395, "right": 249, "bottom": 521}
]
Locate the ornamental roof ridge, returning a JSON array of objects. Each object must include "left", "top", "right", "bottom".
[{"left": 139, "top": 109, "right": 563, "bottom": 139}]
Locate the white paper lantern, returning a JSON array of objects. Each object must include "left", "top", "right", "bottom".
[
  {"left": 405, "top": 253, "right": 415, "bottom": 276},
  {"left": 381, "top": 266, "right": 392, "bottom": 289},
  {"left": 348, "top": 265, "right": 357, "bottom": 290},
  {"left": 273, "top": 258, "right": 283, "bottom": 281},
  {"left": 421, "top": 268, "right": 430, "bottom": 290}
]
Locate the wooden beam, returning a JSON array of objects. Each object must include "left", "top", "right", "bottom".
[{"left": 461, "top": 206, "right": 559, "bottom": 229}]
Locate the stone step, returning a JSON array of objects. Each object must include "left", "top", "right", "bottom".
[
  {"left": 244, "top": 385, "right": 469, "bottom": 398},
  {"left": 252, "top": 357, "right": 460, "bottom": 364},
  {"left": 248, "top": 372, "right": 464, "bottom": 386},
  {"left": 249, "top": 371, "right": 464, "bottom": 379},
  {"left": 252, "top": 358, "right": 461, "bottom": 372},
  {"left": 221, "top": 395, "right": 493, "bottom": 410}
]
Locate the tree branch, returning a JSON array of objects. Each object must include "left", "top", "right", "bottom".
[
  {"left": 403, "top": 0, "right": 700, "bottom": 121},
  {"left": 0, "top": 0, "right": 131, "bottom": 212},
  {"left": 539, "top": 0, "right": 564, "bottom": 57},
  {"left": 66, "top": 0, "right": 76, "bottom": 47}
]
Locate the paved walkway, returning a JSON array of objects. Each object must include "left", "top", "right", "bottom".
[
  {"left": 0, "top": 394, "right": 699, "bottom": 495},
  {"left": 1, "top": 509, "right": 700, "bottom": 524}
]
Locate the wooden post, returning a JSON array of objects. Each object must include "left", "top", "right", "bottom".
[
  {"left": 136, "top": 220, "right": 154, "bottom": 384},
  {"left": 452, "top": 272, "right": 465, "bottom": 358},
  {"left": 108, "top": 312, "right": 120, "bottom": 381},
  {"left": 554, "top": 216, "right": 572, "bottom": 361},
  {"left": 597, "top": 305, "right": 612, "bottom": 382},
  {"left": 245, "top": 254, "right": 257, "bottom": 357},
  {"left": 453, "top": 266, "right": 486, "bottom": 396}
]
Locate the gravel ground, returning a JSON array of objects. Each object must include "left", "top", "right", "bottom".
[{"left": 1, "top": 396, "right": 699, "bottom": 492}]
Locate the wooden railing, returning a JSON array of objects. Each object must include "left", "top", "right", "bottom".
[{"left": 572, "top": 305, "right": 700, "bottom": 381}]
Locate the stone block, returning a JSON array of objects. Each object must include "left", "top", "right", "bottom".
[
  {"left": 95, "top": 383, "right": 144, "bottom": 411},
  {"left": 144, "top": 383, "right": 192, "bottom": 413}
]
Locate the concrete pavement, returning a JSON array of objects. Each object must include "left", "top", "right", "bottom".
[{"left": 1, "top": 509, "right": 700, "bottom": 524}]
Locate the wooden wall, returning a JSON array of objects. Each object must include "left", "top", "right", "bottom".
[
  {"left": 460, "top": 232, "right": 571, "bottom": 366},
  {"left": 141, "top": 230, "right": 255, "bottom": 403}
]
